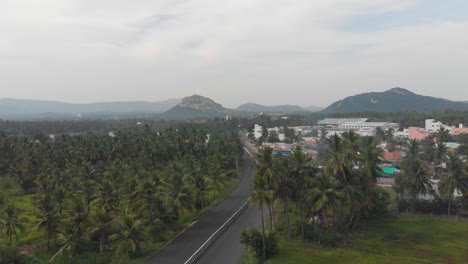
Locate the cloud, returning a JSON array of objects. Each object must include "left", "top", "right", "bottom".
[{"left": 0, "top": 0, "right": 467, "bottom": 107}]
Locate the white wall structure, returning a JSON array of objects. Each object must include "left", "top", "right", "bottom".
[
  {"left": 253, "top": 124, "right": 263, "bottom": 140},
  {"left": 425, "top": 119, "right": 452, "bottom": 133},
  {"left": 394, "top": 129, "right": 409, "bottom": 139},
  {"left": 278, "top": 133, "right": 285, "bottom": 141}
]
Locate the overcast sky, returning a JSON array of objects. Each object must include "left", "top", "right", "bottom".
[{"left": 1, "top": 0, "right": 468, "bottom": 108}]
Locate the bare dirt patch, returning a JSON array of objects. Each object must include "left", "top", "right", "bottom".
[{"left": 18, "top": 244, "right": 35, "bottom": 255}]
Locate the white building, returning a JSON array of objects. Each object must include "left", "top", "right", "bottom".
[
  {"left": 394, "top": 129, "right": 409, "bottom": 139},
  {"left": 253, "top": 124, "right": 264, "bottom": 140},
  {"left": 290, "top": 126, "right": 314, "bottom": 135},
  {"left": 425, "top": 119, "right": 452, "bottom": 133},
  {"left": 278, "top": 133, "right": 286, "bottom": 141}
]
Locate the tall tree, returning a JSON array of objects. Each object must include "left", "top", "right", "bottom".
[
  {"left": 0, "top": 203, "right": 27, "bottom": 245},
  {"left": 250, "top": 176, "right": 270, "bottom": 262}
]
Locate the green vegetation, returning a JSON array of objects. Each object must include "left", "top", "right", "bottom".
[
  {"left": 267, "top": 215, "right": 468, "bottom": 264},
  {"left": 0, "top": 126, "right": 244, "bottom": 263}
]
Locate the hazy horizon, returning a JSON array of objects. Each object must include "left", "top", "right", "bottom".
[{"left": 2, "top": 0, "right": 468, "bottom": 108}]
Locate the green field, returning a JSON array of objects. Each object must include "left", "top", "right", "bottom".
[{"left": 267, "top": 216, "right": 468, "bottom": 264}]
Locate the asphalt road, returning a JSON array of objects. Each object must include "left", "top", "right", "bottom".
[
  {"left": 195, "top": 204, "right": 262, "bottom": 264},
  {"left": 146, "top": 152, "right": 257, "bottom": 264}
]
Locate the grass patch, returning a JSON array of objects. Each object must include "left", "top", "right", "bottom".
[{"left": 266, "top": 215, "right": 468, "bottom": 264}]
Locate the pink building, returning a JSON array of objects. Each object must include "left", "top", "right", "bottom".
[
  {"left": 408, "top": 127, "right": 430, "bottom": 140},
  {"left": 451, "top": 126, "right": 468, "bottom": 136}
]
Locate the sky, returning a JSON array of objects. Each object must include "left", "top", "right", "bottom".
[{"left": 1, "top": 0, "right": 468, "bottom": 108}]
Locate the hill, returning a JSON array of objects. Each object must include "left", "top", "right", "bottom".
[
  {"left": 0, "top": 98, "right": 180, "bottom": 117},
  {"left": 322, "top": 88, "right": 468, "bottom": 113},
  {"left": 304, "top": 105, "right": 323, "bottom": 112},
  {"left": 163, "top": 95, "right": 232, "bottom": 120},
  {"left": 236, "top": 103, "right": 307, "bottom": 113}
]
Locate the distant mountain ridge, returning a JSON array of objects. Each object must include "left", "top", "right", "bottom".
[
  {"left": 236, "top": 103, "right": 305, "bottom": 113},
  {"left": 304, "top": 105, "right": 323, "bottom": 112},
  {"left": 0, "top": 98, "right": 181, "bottom": 115},
  {"left": 322, "top": 88, "right": 468, "bottom": 113}
]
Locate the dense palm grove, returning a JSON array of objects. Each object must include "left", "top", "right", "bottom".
[
  {"left": 0, "top": 126, "right": 243, "bottom": 263},
  {"left": 247, "top": 132, "right": 468, "bottom": 262}
]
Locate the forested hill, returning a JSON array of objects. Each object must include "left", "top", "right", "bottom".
[
  {"left": 322, "top": 88, "right": 468, "bottom": 113},
  {"left": 163, "top": 95, "right": 233, "bottom": 120}
]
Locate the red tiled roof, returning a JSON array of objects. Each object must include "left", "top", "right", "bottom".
[{"left": 384, "top": 151, "right": 403, "bottom": 161}]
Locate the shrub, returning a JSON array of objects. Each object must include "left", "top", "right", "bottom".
[
  {"left": 398, "top": 196, "right": 457, "bottom": 215},
  {"left": 369, "top": 188, "right": 391, "bottom": 216},
  {"left": 241, "top": 228, "right": 278, "bottom": 261}
]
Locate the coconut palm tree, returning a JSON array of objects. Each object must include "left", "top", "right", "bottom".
[
  {"left": 192, "top": 173, "right": 210, "bottom": 210},
  {"left": 208, "top": 162, "right": 227, "bottom": 200},
  {"left": 50, "top": 223, "right": 80, "bottom": 264},
  {"left": 255, "top": 147, "right": 275, "bottom": 188},
  {"left": 250, "top": 175, "right": 270, "bottom": 262},
  {"left": 360, "top": 136, "right": 384, "bottom": 184},
  {"left": 405, "top": 139, "right": 421, "bottom": 161},
  {"left": 33, "top": 194, "right": 62, "bottom": 250},
  {"left": 400, "top": 158, "right": 433, "bottom": 210},
  {"left": 271, "top": 158, "right": 295, "bottom": 239},
  {"left": 109, "top": 210, "right": 146, "bottom": 257},
  {"left": 0, "top": 203, "right": 27, "bottom": 245},
  {"left": 433, "top": 141, "right": 448, "bottom": 176},
  {"left": 289, "top": 146, "right": 315, "bottom": 240},
  {"left": 307, "top": 174, "right": 343, "bottom": 242},
  {"left": 88, "top": 207, "right": 113, "bottom": 253},
  {"left": 438, "top": 152, "right": 468, "bottom": 215}
]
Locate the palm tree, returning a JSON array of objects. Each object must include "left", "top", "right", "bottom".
[
  {"left": 67, "top": 198, "right": 89, "bottom": 237},
  {"left": 0, "top": 203, "right": 27, "bottom": 245},
  {"left": 109, "top": 210, "right": 146, "bottom": 257},
  {"left": 433, "top": 141, "right": 447, "bottom": 176},
  {"left": 289, "top": 146, "right": 314, "bottom": 240},
  {"left": 360, "top": 136, "right": 384, "bottom": 184},
  {"left": 208, "top": 162, "right": 226, "bottom": 200},
  {"left": 165, "top": 163, "right": 194, "bottom": 220},
  {"left": 33, "top": 194, "right": 62, "bottom": 250},
  {"left": 255, "top": 147, "right": 275, "bottom": 188},
  {"left": 324, "top": 134, "right": 354, "bottom": 184},
  {"left": 88, "top": 207, "right": 113, "bottom": 253},
  {"left": 192, "top": 173, "right": 210, "bottom": 210},
  {"left": 405, "top": 139, "right": 421, "bottom": 161},
  {"left": 436, "top": 127, "right": 452, "bottom": 142},
  {"left": 307, "top": 174, "right": 343, "bottom": 242},
  {"left": 401, "top": 158, "right": 433, "bottom": 210},
  {"left": 50, "top": 223, "right": 80, "bottom": 264},
  {"left": 250, "top": 175, "right": 270, "bottom": 262},
  {"left": 438, "top": 152, "right": 468, "bottom": 215},
  {"left": 272, "top": 159, "right": 295, "bottom": 239}
]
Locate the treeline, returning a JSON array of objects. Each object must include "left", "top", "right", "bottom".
[{"left": 0, "top": 126, "right": 243, "bottom": 262}]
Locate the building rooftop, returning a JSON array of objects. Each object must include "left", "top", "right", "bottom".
[{"left": 318, "top": 118, "right": 368, "bottom": 125}]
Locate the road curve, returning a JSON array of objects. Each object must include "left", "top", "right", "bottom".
[{"left": 146, "top": 153, "right": 256, "bottom": 264}]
